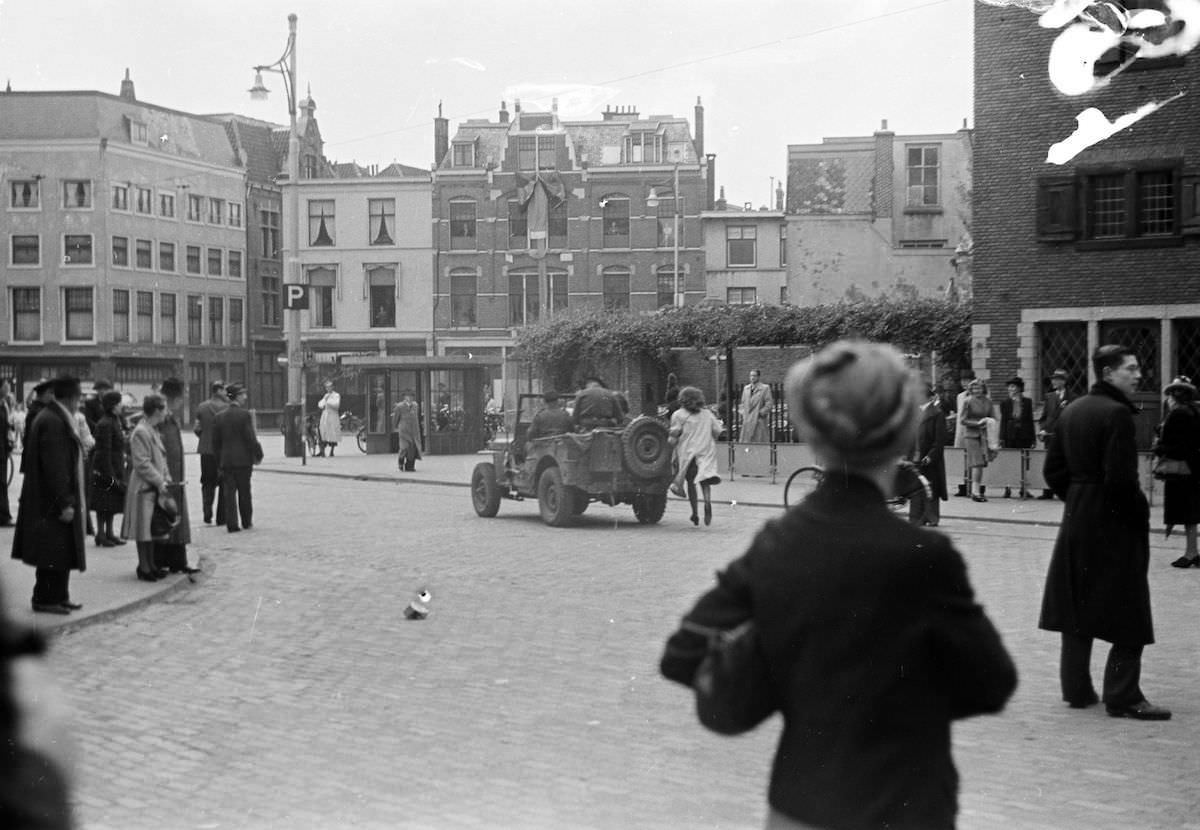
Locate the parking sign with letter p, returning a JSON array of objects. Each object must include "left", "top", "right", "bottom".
[{"left": 283, "top": 283, "right": 309, "bottom": 310}]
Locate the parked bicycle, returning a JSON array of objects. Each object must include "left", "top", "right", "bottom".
[
  {"left": 303, "top": 411, "right": 367, "bottom": 456},
  {"left": 784, "top": 459, "right": 931, "bottom": 513}
]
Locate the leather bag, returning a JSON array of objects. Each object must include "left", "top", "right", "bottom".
[
  {"left": 680, "top": 619, "right": 778, "bottom": 735},
  {"left": 149, "top": 491, "right": 180, "bottom": 540},
  {"left": 1153, "top": 457, "right": 1192, "bottom": 480}
]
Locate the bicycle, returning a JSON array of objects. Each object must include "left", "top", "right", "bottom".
[
  {"left": 783, "top": 459, "right": 932, "bottom": 513},
  {"left": 339, "top": 410, "right": 367, "bottom": 453}
]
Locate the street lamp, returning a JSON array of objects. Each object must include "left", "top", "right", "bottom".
[
  {"left": 646, "top": 159, "right": 683, "bottom": 307},
  {"left": 250, "top": 13, "right": 305, "bottom": 463}
]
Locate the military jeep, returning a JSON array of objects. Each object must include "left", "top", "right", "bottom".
[{"left": 471, "top": 393, "right": 674, "bottom": 527}]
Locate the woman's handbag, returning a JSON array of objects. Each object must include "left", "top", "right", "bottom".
[
  {"left": 91, "top": 469, "right": 125, "bottom": 495},
  {"left": 149, "top": 491, "right": 180, "bottom": 540},
  {"left": 680, "top": 620, "right": 778, "bottom": 736},
  {"left": 1153, "top": 457, "right": 1192, "bottom": 480}
]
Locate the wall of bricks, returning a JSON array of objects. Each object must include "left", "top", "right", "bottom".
[{"left": 973, "top": 4, "right": 1200, "bottom": 383}]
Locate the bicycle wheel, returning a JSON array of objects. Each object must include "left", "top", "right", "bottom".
[
  {"left": 6, "top": 454, "right": 12, "bottom": 486},
  {"left": 783, "top": 466, "right": 823, "bottom": 508},
  {"left": 356, "top": 426, "right": 367, "bottom": 453}
]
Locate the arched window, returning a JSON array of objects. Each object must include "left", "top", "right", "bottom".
[
  {"left": 449, "top": 199, "right": 477, "bottom": 250},
  {"left": 656, "top": 265, "right": 680, "bottom": 310},
  {"left": 307, "top": 266, "right": 336, "bottom": 328},
  {"left": 602, "top": 266, "right": 630, "bottom": 311},
  {"left": 601, "top": 195, "right": 630, "bottom": 247},
  {"left": 367, "top": 266, "right": 396, "bottom": 328},
  {"left": 450, "top": 268, "right": 477, "bottom": 327},
  {"left": 655, "top": 190, "right": 682, "bottom": 248}
]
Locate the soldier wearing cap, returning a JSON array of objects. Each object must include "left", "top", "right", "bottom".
[
  {"left": 1037, "top": 369, "right": 1073, "bottom": 499},
  {"left": 527, "top": 391, "right": 573, "bottom": 446}
]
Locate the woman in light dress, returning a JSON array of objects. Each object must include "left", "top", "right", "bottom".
[
  {"left": 316, "top": 379, "right": 341, "bottom": 457},
  {"left": 122, "top": 394, "right": 171, "bottom": 581},
  {"left": 668, "top": 386, "right": 723, "bottom": 526}
]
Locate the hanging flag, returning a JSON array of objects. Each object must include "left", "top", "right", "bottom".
[{"left": 515, "top": 171, "right": 566, "bottom": 246}]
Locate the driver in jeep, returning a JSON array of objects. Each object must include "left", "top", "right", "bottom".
[
  {"left": 526, "top": 391, "right": 573, "bottom": 449},
  {"left": 572, "top": 377, "right": 628, "bottom": 431}
]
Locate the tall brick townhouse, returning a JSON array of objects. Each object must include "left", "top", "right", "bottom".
[{"left": 974, "top": 3, "right": 1200, "bottom": 446}]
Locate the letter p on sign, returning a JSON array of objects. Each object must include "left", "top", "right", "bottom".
[{"left": 283, "top": 284, "right": 309, "bottom": 310}]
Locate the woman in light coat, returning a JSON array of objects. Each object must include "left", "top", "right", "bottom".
[
  {"left": 316, "top": 379, "right": 341, "bottom": 456},
  {"left": 122, "top": 395, "right": 171, "bottom": 581},
  {"left": 668, "top": 386, "right": 723, "bottom": 526}
]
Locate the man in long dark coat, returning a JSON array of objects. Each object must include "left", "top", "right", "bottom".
[
  {"left": 11, "top": 376, "right": 87, "bottom": 614},
  {"left": 1039, "top": 345, "right": 1170, "bottom": 720},
  {"left": 909, "top": 382, "right": 948, "bottom": 527},
  {"left": 212, "top": 384, "right": 262, "bottom": 533},
  {"left": 0, "top": 379, "right": 13, "bottom": 526}
]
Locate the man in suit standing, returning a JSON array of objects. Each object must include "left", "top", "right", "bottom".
[
  {"left": 211, "top": 384, "right": 262, "bottom": 533},
  {"left": 193, "top": 381, "right": 228, "bottom": 524},
  {"left": 0, "top": 379, "right": 13, "bottom": 526},
  {"left": 1039, "top": 345, "right": 1169, "bottom": 720},
  {"left": 11, "top": 376, "right": 88, "bottom": 614},
  {"left": 1037, "top": 369, "right": 1072, "bottom": 499},
  {"left": 909, "top": 382, "right": 948, "bottom": 527}
]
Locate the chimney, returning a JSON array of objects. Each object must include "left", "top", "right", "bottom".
[
  {"left": 775, "top": 181, "right": 784, "bottom": 211},
  {"left": 434, "top": 101, "right": 449, "bottom": 167},
  {"left": 694, "top": 96, "right": 704, "bottom": 158},
  {"left": 119, "top": 68, "right": 136, "bottom": 101},
  {"left": 499, "top": 100, "right": 509, "bottom": 123},
  {"left": 551, "top": 97, "right": 558, "bottom": 113},
  {"left": 716, "top": 186, "right": 727, "bottom": 211},
  {"left": 873, "top": 118, "right": 895, "bottom": 220},
  {"left": 706, "top": 153, "right": 717, "bottom": 211},
  {"left": 514, "top": 97, "right": 522, "bottom": 113}
]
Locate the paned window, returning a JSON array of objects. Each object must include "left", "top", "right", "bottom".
[
  {"left": 63, "top": 180, "right": 91, "bottom": 209},
  {"left": 517, "top": 137, "right": 537, "bottom": 171},
  {"left": 656, "top": 193, "right": 682, "bottom": 248},
  {"left": 159, "top": 192, "right": 175, "bottom": 218},
  {"left": 449, "top": 200, "right": 476, "bottom": 250},
  {"left": 656, "top": 267, "right": 678, "bottom": 309},
  {"left": 135, "top": 239, "right": 153, "bottom": 269},
  {"left": 64, "top": 287, "right": 94, "bottom": 341},
  {"left": 208, "top": 198, "right": 224, "bottom": 225},
  {"left": 207, "top": 247, "right": 223, "bottom": 276},
  {"left": 368, "top": 266, "right": 396, "bottom": 328},
  {"left": 112, "top": 184, "right": 129, "bottom": 211},
  {"left": 548, "top": 199, "right": 567, "bottom": 247},
  {"left": 452, "top": 142, "right": 475, "bottom": 167},
  {"left": 1038, "top": 321, "right": 1089, "bottom": 398},
  {"left": 906, "top": 145, "right": 940, "bottom": 207},
  {"left": 450, "top": 269, "right": 477, "bottom": 327},
  {"left": 308, "top": 200, "right": 335, "bottom": 246},
  {"left": 209, "top": 297, "right": 224, "bottom": 345},
  {"left": 308, "top": 267, "right": 336, "bottom": 328},
  {"left": 135, "top": 187, "right": 152, "bottom": 214},
  {"left": 537, "top": 136, "right": 558, "bottom": 170},
  {"left": 12, "top": 288, "right": 41, "bottom": 341},
  {"left": 187, "top": 194, "right": 203, "bottom": 221},
  {"left": 261, "top": 209, "right": 280, "bottom": 257},
  {"left": 727, "top": 287, "right": 757, "bottom": 306},
  {"left": 726, "top": 226, "right": 756, "bottom": 267},
  {"left": 187, "top": 295, "right": 203, "bottom": 345},
  {"left": 11, "top": 235, "right": 39, "bottom": 265},
  {"left": 228, "top": 250, "right": 243, "bottom": 279},
  {"left": 625, "top": 131, "right": 662, "bottom": 163},
  {"left": 229, "top": 203, "right": 242, "bottom": 228},
  {"left": 508, "top": 270, "right": 539, "bottom": 326},
  {"left": 780, "top": 225, "right": 787, "bottom": 266},
  {"left": 112, "top": 289, "right": 130, "bottom": 343},
  {"left": 136, "top": 291, "right": 154, "bottom": 343},
  {"left": 1082, "top": 167, "right": 1179, "bottom": 241},
  {"left": 64, "top": 235, "right": 92, "bottom": 265},
  {"left": 186, "top": 245, "right": 201, "bottom": 275},
  {"left": 602, "top": 267, "right": 630, "bottom": 311},
  {"left": 261, "top": 275, "right": 280, "bottom": 326},
  {"left": 159, "top": 242, "right": 175, "bottom": 272},
  {"left": 160, "top": 293, "right": 176, "bottom": 345},
  {"left": 229, "top": 298, "right": 244, "bottom": 347},
  {"left": 602, "top": 197, "right": 630, "bottom": 247},
  {"left": 508, "top": 200, "right": 527, "bottom": 246},
  {"left": 369, "top": 198, "right": 395, "bottom": 245},
  {"left": 112, "top": 236, "right": 129, "bottom": 267},
  {"left": 9, "top": 179, "right": 39, "bottom": 208}
]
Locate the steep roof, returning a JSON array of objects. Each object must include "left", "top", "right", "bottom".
[{"left": 219, "top": 116, "right": 282, "bottom": 184}]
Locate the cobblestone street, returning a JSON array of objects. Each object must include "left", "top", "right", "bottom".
[{"left": 37, "top": 467, "right": 1200, "bottom": 829}]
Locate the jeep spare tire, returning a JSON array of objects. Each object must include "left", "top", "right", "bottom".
[{"left": 621, "top": 416, "right": 671, "bottom": 479}]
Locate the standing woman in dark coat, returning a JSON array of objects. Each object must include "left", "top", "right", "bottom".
[
  {"left": 909, "top": 381, "right": 948, "bottom": 527},
  {"left": 154, "top": 378, "right": 197, "bottom": 574},
  {"left": 90, "top": 391, "right": 128, "bottom": 547},
  {"left": 661, "top": 341, "right": 1016, "bottom": 830},
  {"left": 1154, "top": 375, "right": 1200, "bottom": 568}
]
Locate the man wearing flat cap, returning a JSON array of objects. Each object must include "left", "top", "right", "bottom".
[
  {"left": 211, "top": 383, "right": 263, "bottom": 533},
  {"left": 11, "top": 376, "right": 88, "bottom": 614},
  {"left": 1037, "top": 369, "right": 1073, "bottom": 499},
  {"left": 527, "top": 392, "right": 573, "bottom": 446}
]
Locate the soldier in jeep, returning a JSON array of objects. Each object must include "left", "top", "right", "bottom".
[{"left": 572, "top": 377, "right": 627, "bottom": 431}]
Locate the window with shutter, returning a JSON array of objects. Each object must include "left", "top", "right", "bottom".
[
  {"left": 1182, "top": 169, "right": 1200, "bottom": 236},
  {"left": 1036, "top": 175, "right": 1077, "bottom": 242}
]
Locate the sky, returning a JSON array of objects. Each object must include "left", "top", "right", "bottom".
[{"left": 0, "top": 0, "right": 975, "bottom": 207}]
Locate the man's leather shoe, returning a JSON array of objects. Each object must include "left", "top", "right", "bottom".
[
  {"left": 32, "top": 603, "right": 70, "bottom": 615},
  {"left": 60, "top": 601, "right": 83, "bottom": 611},
  {"left": 1106, "top": 700, "right": 1172, "bottom": 720},
  {"left": 1066, "top": 691, "right": 1099, "bottom": 708}
]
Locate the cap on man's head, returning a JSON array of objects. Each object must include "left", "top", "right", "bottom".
[
  {"left": 51, "top": 375, "right": 82, "bottom": 399},
  {"left": 1006, "top": 376, "right": 1024, "bottom": 390},
  {"left": 33, "top": 378, "right": 53, "bottom": 394},
  {"left": 1051, "top": 369, "right": 1069, "bottom": 381},
  {"left": 224, "top": 383, "right": 245, "bottom": 398},
  {"left": 161, "top": 377, "right": 185, "bottom": 399},
  {"left": 93, "top": 378, "right": 113, "bottom": 391},
  {"left": 211, "top": 380, "right": 226, "bottom": 394}
]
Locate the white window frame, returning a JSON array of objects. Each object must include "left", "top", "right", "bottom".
[
  {"left": 10, "top": 286, "right": 43, "bottom": 344},
  {"left": 134, "top": 238, "right": 154, "bottom": 270},
  {"left": 228, "top": 249, "right": 244, "bottom": 279},
  {"left": 726, "top": 225, "right": 757, "bottom": 268},
  {"left": 9, "top": 234, "right": 41, "bottom": 267},
  {"left": 158, "top": 191, "right": 176, "bottom": 218},
  {"left": 111, "top": 235, "right": 130, "bottom": 269},
  {"left": 452, "top": 142, "right": 475, "bottom": 168},
  {"left": 186, "top": 193, "right": 204, "bottom": 223},
  {"left": 229, "top": 202, "right": 243, "bottom": 228},
  {"left": 62, "top": 179, "right": 93, "bottom": 210},
  {"left": 9, "top": 179, "right": 41, "bottom": 211},
  {"left": 185, "top": 245, "right": 202, "bottom": 275},
  {"left": 62, "top": 233, "right": 94, "bottom": 267},
  {"left": 159, "top": 241, "right": 176, "bottom": 273},
  {"left": 62, "top": 285, "right": 96, "bottom": 343},
  {"left": 111, "top": 182, "right": 130, "bottom": 212},
  {"left": 135, "top": 186, "right": 153, "bottom": 214},
  {"left": 208, "top": 197, "right": 225, "bottom": 225}
]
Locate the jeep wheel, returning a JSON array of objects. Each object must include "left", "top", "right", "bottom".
[
  {"left": 632, "top": 492, "right": 667, "bottom": 524},
  {"left": 537, "top": 467, "right": 575, "bottom": 527},
  {"left": 622, "top": 417, "right": 671, "bottom": 479},
  {"left": 471, "top": 462, "right": 502, "bottom": 517},
  {"left": 569, "top": 487, "right": 590, "bottom": 515}
]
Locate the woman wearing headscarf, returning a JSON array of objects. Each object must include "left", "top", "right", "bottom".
[
  {"left": 90, "top": 390, "right": 128, "bottom": 547},
  {"left": 668, "top": 386, "right": 723, "bottom": 526},
  {"left": 1154, "top": 376, "right": 1200, "bottom": 568},
  {"left": 122, "top": 395, "right": 171, "bottom": 581},
  {"left": 661, "top": 340, "right": 1016, "bottom": 830}
]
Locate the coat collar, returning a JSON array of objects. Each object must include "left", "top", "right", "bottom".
[
  {"left": 805, "top": 469, "right": 890, "bottom": 517},
  {"left": 1090, "top": 381, "right": 1140, "bottom": 414}
]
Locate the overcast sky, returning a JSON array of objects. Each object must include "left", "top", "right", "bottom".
[{"left": 0, "top": 0, "right": 974, "bottom": 206}]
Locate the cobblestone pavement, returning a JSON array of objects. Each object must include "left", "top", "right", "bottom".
[{"left": 41, "top": 470, "right": 1200, "bottom": 830}]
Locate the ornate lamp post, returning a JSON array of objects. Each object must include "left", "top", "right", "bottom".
[{"left": 250, "top": 13, "right": 305, "bottom": 461}]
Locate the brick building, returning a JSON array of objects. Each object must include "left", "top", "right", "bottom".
[
  {"left": 0, "top": 73, "right": 248, "bottom": 410},
  {"left": 785, "top": 121, "right": 973, "bottom": 306},
  {"left": 701, "top": 204, "right": 788, "bottom": 306},
  {"left": 974, "top": 3, "right": 1200, "bottom": 446},
  {"left": 431, "top": 98, "right": 714, "bottom": 412}
]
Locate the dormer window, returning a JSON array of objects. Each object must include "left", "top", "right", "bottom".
[
  {"left": 515, "top": 135, "right": 560, "bottom": 171},
  {"left": 625, "top": 132, "right": 663, "bottom": 164},
  {"left": 131, "top": 120, "right": 148, "bottom": 143},
  {"left": 452, "top": 142, "right": 475, "bottom": 168}
]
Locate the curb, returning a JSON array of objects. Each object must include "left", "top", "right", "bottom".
[
  {"left": 256, "top": 466, "right": 1064, "bottom": 528},
  {"left": 47, "top": 555, "right": 215, "bottom": 640}
]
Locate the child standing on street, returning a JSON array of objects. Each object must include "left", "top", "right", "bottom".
[{"left": 668, "top": 386, "right": 723, "bottom": 526}]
